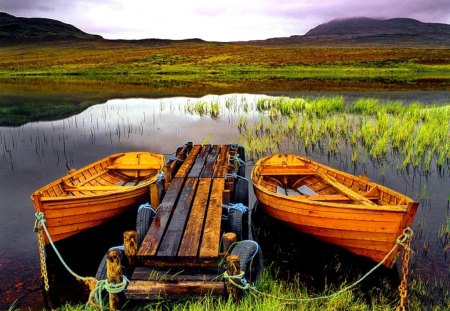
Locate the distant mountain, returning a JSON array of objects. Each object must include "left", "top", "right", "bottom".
[
  {"left": 254, "top": 17, "right": 450, "bottom": 46},
  {"left": 0, "top": 12, "right": 102, "bottom": 42},
  {"left": 306, "top": 17, "right": 450, "bottom": 38}
]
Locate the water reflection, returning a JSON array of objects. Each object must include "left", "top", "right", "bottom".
[{"left": 0, "top": 94, "right": 448, "bottom": 309}]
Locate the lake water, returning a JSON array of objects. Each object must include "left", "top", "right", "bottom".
[{"left": 0, "top": 92, "right": 448, "bottom": 309}]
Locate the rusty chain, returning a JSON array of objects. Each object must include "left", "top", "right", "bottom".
[
  {"left": 396, "top": 227, "right": 413, "bottom": 311},
  {"left": 36, "top": 225, "right": 50, "bottom": 292}
]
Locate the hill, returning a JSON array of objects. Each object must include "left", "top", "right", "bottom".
[
  {"left": 254, "top": 17, "right": 450, "bottom": 47},
  {"left": 0, "top": 12, "right": 102, "bottom": 42}
]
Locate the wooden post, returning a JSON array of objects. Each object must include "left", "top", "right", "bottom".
[
  {"left": 123, "top": 230, "right": 137, "bottom": 266},
  {"left": 222, "top": 232, "right": 237, "bottom": 255},
  {"left": 106, "top": 248, "right": 123, "bottom": 310},
  {"left": 225, "top": 255, "right": 241, "bottom": 303},
  {"left": 150, "top": 183, "right": 160, "bottom": 209},
  {"left": 163, "top": 164, "right": 172, "bottom": 191}
]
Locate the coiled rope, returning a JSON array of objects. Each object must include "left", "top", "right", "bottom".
[
  {"left": 224, "top": 227, "right": 414, "bottom": 303},
  {"left": 34, "top": 212, "right": 128, "bottom": 308}
]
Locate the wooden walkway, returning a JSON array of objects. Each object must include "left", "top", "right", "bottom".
[{"left": 125, "top": 143, "right": 240, "bottom": 299}]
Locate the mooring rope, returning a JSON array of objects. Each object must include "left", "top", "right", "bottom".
[
  {"left": 224, "top": 227, "right": 414, "bottom": 303},
  {"left": 226, "top": 172, "right": 250, "bottom": 183},
  {"left": 222, "top": 202, "right": 249, "bottom": 214},
  {"left": 34, "top": 212, "right": 128, "bottom": 309}
]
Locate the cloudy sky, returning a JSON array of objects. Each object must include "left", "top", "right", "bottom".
[{"left": 1, "top": 0, "right": 449, "bottom": 41}]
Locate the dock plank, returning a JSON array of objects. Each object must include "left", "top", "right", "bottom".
[
  {"left": 178, "top": 178, "right": 212, "bottom": 258},
  {"left": 175, "top": 145, "right": 202, "bottom": 178},
  {"left": 131, "top": 266, "right": 220, "bottom": 281},
  {"left": 199, "top": 178, "right": 224, "bottom": 259},
  {"left": 188, "top": 145, "right": 210, "bottom": 178},
  {"left": 138, "top": 178, "right": 185, "bottom": 257},
  {"left": 125, "top": 280, "right": 225, "bottom": 299},
  {"left": 214, "top": 145, "right": 230, "bottom": 178},
  {"left": 157, "top": 178, "right": 198, "bottom": 258},
  {"left": 201, "top": 145, "right": 220, "bottom": 178}
]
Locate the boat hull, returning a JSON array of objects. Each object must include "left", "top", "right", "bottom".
[
  {"left": 31, "top": 152, "right": 165, "bottom": 244},
  {"left": 251, "top": 154, "right": 418, "bottom": 267}
]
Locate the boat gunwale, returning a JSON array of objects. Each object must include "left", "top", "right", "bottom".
[
  {"left": 251, "top": 154, "right": 416, "bottom": 213},
  {"left": 31, "top": 152, "right": 165, "bottom": 201}
]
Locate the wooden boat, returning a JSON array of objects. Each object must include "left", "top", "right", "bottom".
[
  {"left": 251, "top": 154, "right": 418, "bottom": 267},
  {"left": 31, "top": 152, "right": 165, "bottom": 244}
]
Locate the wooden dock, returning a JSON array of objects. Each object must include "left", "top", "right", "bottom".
[{"left": 125, "top": 143, "right": 244, "bottom": 299}]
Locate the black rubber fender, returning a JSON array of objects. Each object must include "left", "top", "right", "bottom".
[
  {"left": 234, "top": 178, "right": 249, "bottom": 207},
  {"left": 228, "top": 208, "right": 244, "bottom": 241},
  {"left": 136, "top": 205, "right": 156, "bottom": 247},
  {"left": 230, "top": 240, "right": 263, "bottom": 283}
]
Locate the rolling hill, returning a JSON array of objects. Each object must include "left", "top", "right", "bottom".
[
  {"left": 255, "top": 17, "right": 450, "bottom": 46},
  {"left": 0, "top": 12, "right": 102, "bottom": 42}
]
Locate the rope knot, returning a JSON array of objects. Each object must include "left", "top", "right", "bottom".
[
  {"left": 35, "top": 212, "right": 46, "bottom": 223},
  {"left": 223, "top": 271, "right": 250, "bottom": 290},
  {"left": 396, "top": 227, "right": 413, "bottom": 250}
]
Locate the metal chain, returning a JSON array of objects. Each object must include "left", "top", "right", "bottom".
[
  {"left": 36, "top": 227, "right": 50, "bottom": 292},
  {"left": 396, "top": 228, "right": 413, "bottom": 311}
]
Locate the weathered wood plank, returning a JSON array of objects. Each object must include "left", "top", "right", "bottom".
[
  {"left": 131, "top": 267, "right": 220, "bottom": 281},
  {"left": 157, "top": 178, "right": 198, "bottom": 258},
  {"left": 201, "top": 145, "right": 220, "bottom": 178},
  {"left": 188, "top": 145, "right": 210, "bottom": 178},
  {"left": 175, "top": 145, "right": 201, "bottom": 178},
  {"left": 178, "top": 178, "right": 212, "bottom": 258},
  {"left": 125, "top": 280, "right": 225, "bottom": 299},
  {"left": 199, "top": 178, "right": 224, "bottom": 259},
  {"left": 137, "top": 178, "right": 185, "bottom": 258},
  {"left": 212, "top": 145, "right": 229, "bottom": 178}
]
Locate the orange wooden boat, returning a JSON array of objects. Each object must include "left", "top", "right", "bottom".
[
  {"left": 251, "top": 154, "right": 418, "bottom": 267},
  {"left": 31, "top": 152, "right": 165, "bottom": 244}
]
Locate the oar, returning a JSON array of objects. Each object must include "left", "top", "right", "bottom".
[
  {"left": 317, "top": 173, "right": 376, "bottom": 206},
  {"left": 63, "top": 185, "right": 136, "bottom": 192}
]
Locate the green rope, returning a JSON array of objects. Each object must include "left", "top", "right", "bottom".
[
  {"left": 224, "top": 227, "right": 413, "bottom": 303},
  {"left": 89, "top": 278, "right": 128, "bottom": 309},
  {"left": 35, "top": 212, "right": 128, "bottom": 309}
]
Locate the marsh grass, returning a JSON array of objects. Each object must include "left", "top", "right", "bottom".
[
  {"left": 48, "top": 268, "right": 449, "bottom": 311},
  {"left": 220, "top": 96, "right": 450, "bottom": 173}
]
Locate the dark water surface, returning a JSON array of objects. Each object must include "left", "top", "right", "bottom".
[{"left": 0, "top": 93, "right": 448, "bottom": 309}]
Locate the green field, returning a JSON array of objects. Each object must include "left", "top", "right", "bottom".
[{"left": 0, "top": 41, "right": 449, "bottom": 87}]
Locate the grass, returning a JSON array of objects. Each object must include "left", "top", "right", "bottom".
[
  {"left": 34, "top": 267, "right": 449, "bottom": 311},
  {"left": 0, "top": 42, "right": 449, "bottom": 88},
  {"left": 224, "top": 96, "right": 450, "bottom": 173}
]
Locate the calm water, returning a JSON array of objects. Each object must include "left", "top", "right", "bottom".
[{"left": 0, "top": 93, "right": 448, "bottom": 309}]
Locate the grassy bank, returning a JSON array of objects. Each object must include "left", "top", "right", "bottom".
[
  {"left": 0, "top": 42, "right": 449, "bottom": 86},
  {"left": 36, "top": 267, "right": 448, "bottom": 310}
]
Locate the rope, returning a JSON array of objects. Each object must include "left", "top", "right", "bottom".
[
  {"left": 156, "top": 171, "right": 165, "bottom": 181},
  {"left": 34, "top": 212, "right": 128, "bottom": 309},
  {"left": 168, "top": 157, "right": 184, "bottom": 162},
  {"left": 229, "top": 154, "right": 246, "bottom": 167},
  {"left": 226, "top": 173, "right": 250, "bottom": 183},
  {"left": 223, "top": 203, "right": 248, "bottom": 214},
  {"left": 89, "top": 277, "right": 129, "bottom": 309},
  {"left": 226, "top": 227, "right": 414, "bottom": 303}
]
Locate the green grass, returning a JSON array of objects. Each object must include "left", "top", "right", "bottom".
[
  {"left": 41, "top": 268, "right": 448, "bottom": 311},
  {"left": 0, "top": 42, "right": 449, "bottom": 87}
]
